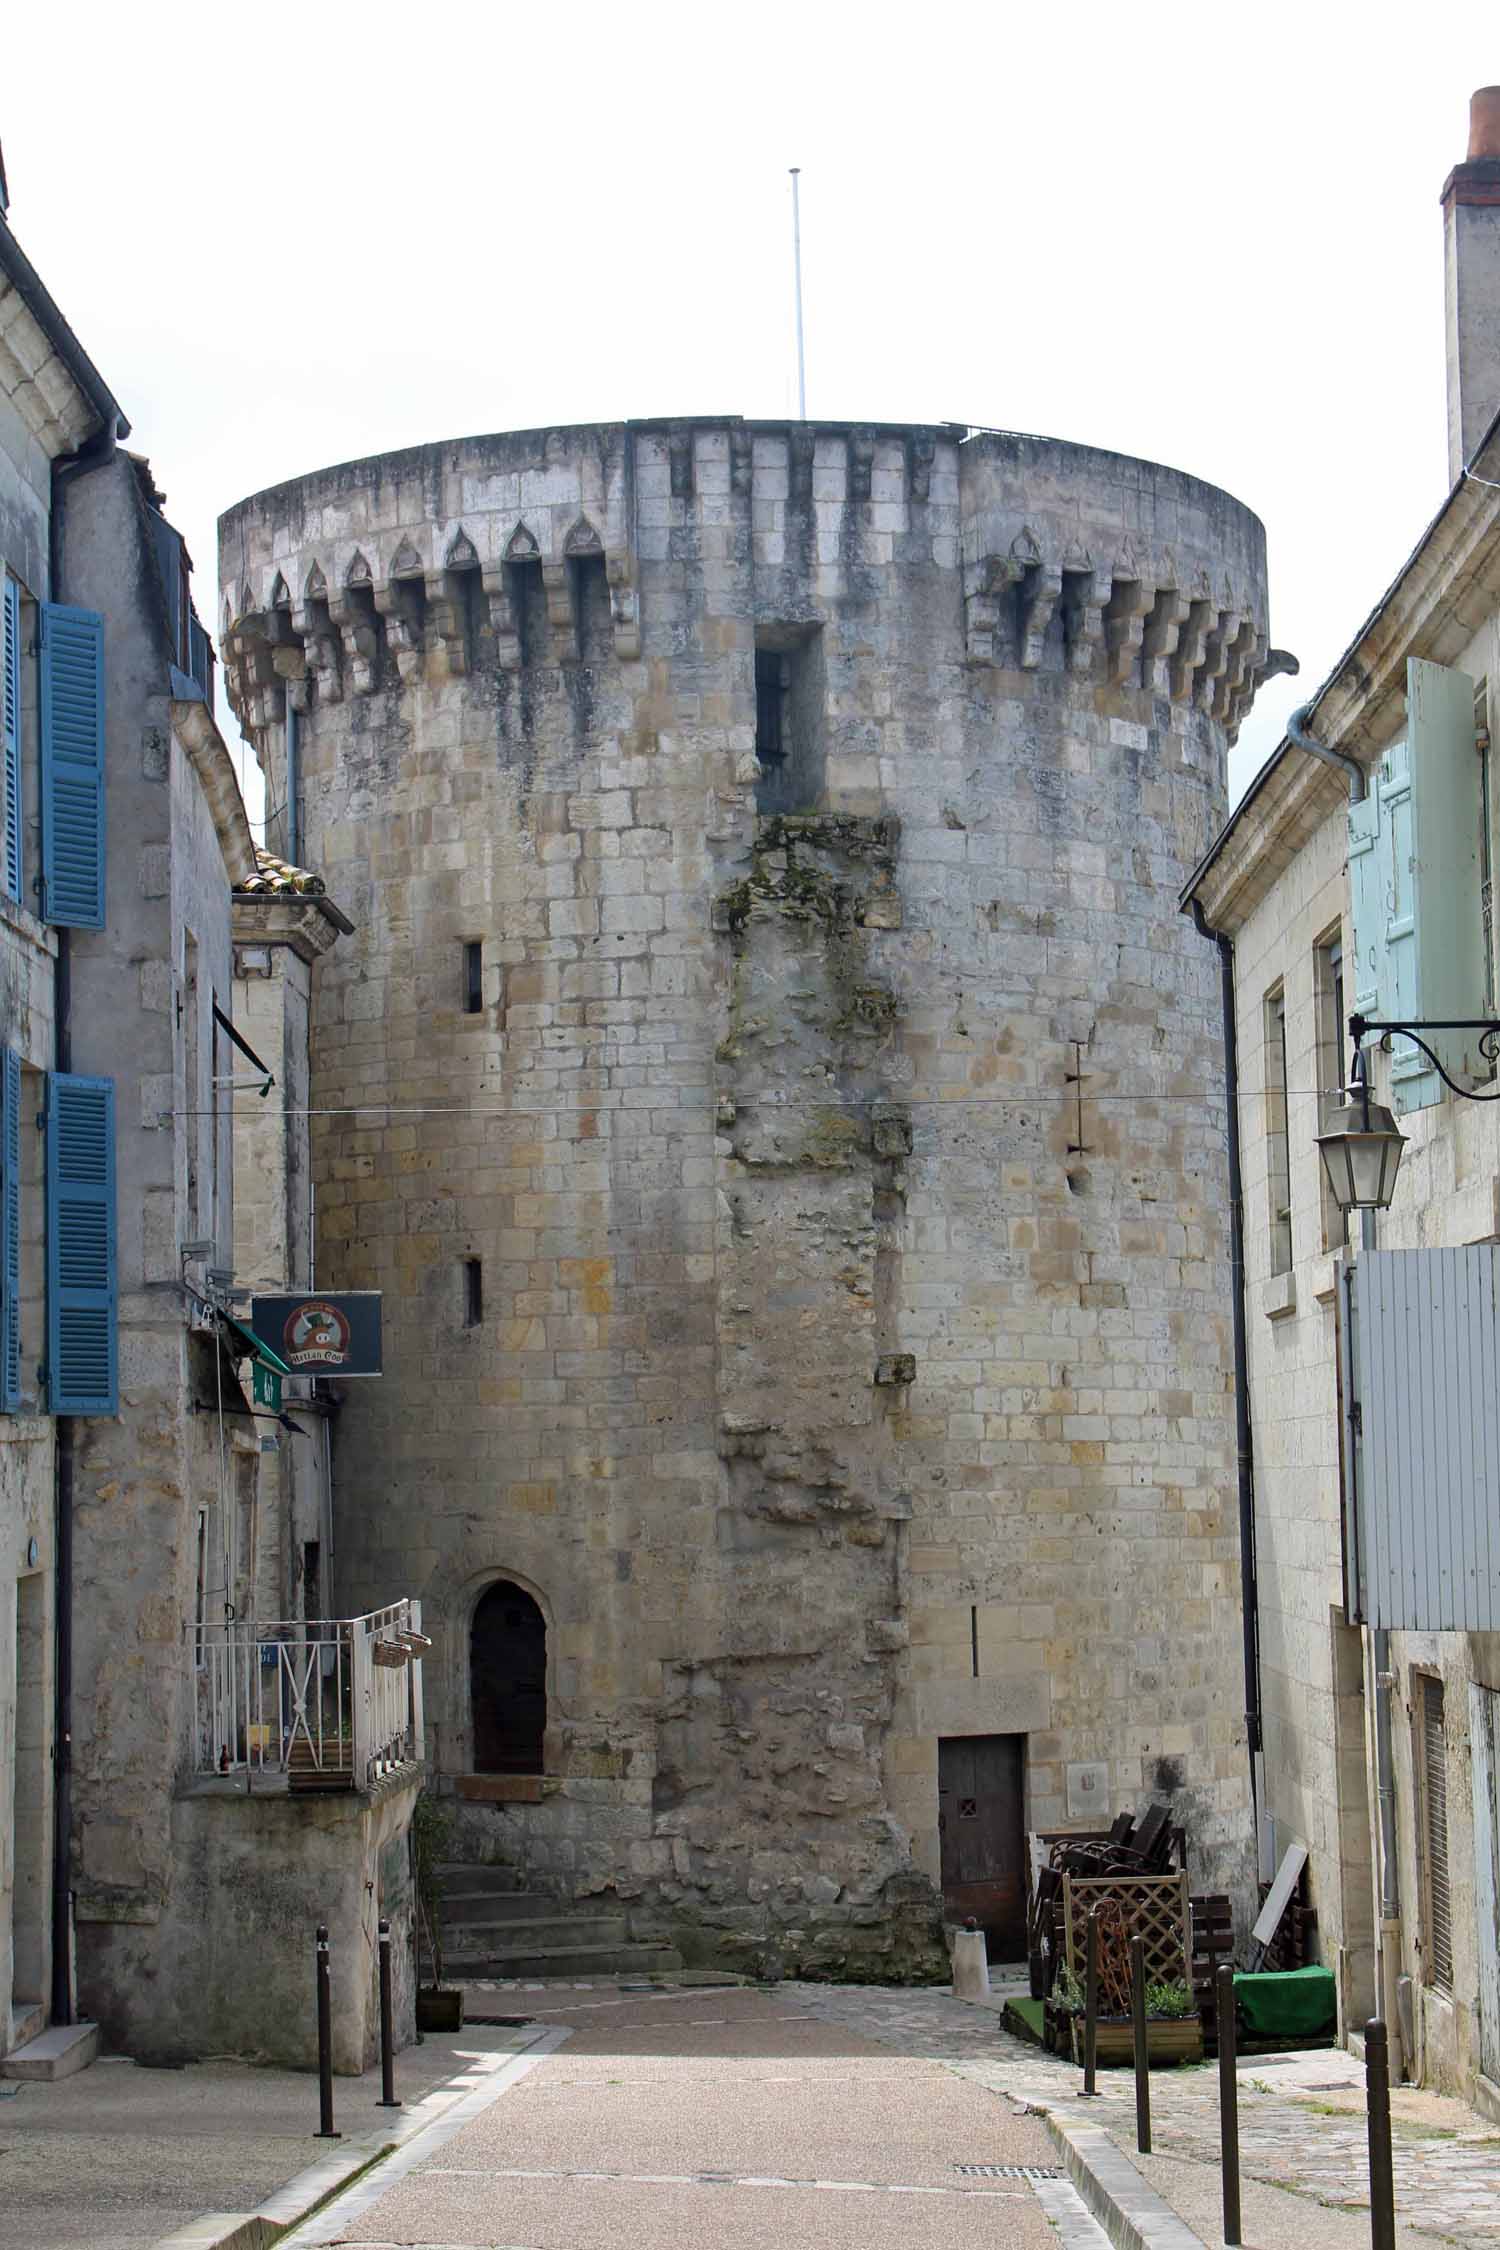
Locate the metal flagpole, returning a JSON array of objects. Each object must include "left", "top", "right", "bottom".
[{"left": 790, "top": 168, "right": 807, "bottom": 419}]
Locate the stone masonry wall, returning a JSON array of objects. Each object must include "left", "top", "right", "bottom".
[{"left": 221, "top": 418, "right": 1277, "bottom": 1973}]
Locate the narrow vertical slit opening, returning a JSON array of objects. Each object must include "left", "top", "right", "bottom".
[
  {"left": 463, "top": 1257, "right": 483, "bottom": 1328},
  {"left": 463, "top": 940, "right": 483, "bottom": 1015},
  {"left": 971, "top": 1604, "right": 980, "bottom": 1679}
]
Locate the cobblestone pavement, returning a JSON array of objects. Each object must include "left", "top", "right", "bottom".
[{"left": 783, "top": 1981, "right": 1500, "bottom": 2250}]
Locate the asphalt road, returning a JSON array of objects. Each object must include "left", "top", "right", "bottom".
[{"left": 294, "top": 1983, "right": 1067, "bottom": 2250}]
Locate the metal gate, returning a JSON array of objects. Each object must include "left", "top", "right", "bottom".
[{"left": 938, "top": 1733, "right": 1025, "bottom": 1955}]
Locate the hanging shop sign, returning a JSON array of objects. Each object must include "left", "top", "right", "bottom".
[{"left": 249, "top": 1291, "right": 383, "bottom": 1377}]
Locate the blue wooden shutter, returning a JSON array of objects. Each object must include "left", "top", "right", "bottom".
[
  {"left": 2, "top": 577, "right": 20, "bottom": 901},
  {"left": 39, "top": 603, "right": 105, "bottom": 928},
  {"left": 45, "top": 1072, "right": 116, "bottom": 1414},
  {"left": 1, "top": 1049, "right": 19, "bottom": 1411}
]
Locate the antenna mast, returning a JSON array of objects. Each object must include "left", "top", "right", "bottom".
[{"left": 789, "top": 167, "right": 807, "bottom": 419}]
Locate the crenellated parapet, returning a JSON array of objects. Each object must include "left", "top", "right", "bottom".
[
  {"left": 956, "top": 430, "right": 1290, "bottom": 734},
  {"left": 220, "top": 417, "right": 1285, "bottom": 746}
]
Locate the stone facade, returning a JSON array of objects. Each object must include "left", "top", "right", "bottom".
[
  {"left": 1181, "top": 89, "right": 1500, "bottom": 2110},
  {"left": 0, "top": 226, "right": 104, "bottom": 2058},
  {"left": 1, "top": 181, "right": 424, "bottom": 2075},
  {"left": 1186, "top": 417, "right": 1500, "bottom": 2104},
  {"left": 221, "top": 416, "right": 1283, "bottom": 1972}
]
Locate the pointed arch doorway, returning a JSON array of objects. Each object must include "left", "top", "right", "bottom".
[{"left": 469, "top": 1581, "right": 547, "bottom": 1774}]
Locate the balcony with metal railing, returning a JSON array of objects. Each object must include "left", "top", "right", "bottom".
[{"left": 188, "top": 1599, "right": 426, "bottom": 1794}]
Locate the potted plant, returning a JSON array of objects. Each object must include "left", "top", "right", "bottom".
[
  {"left": 1067, "top": 1972, "right": 1203, "bottom": 2067},
  {"left": 413, "top": 1791, "right": 464, "bottom": 2032},
  {"left": 1045, "top": 1962, "right": 1083, "bottom": 2055}
]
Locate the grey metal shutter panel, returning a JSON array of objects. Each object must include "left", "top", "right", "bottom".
[
  {"left": 1422, "top": 1675, "right": 1454, "bottom": 1992},
  {"left": 1353, "top": 1248, "right": 1500, "bottom": 1631}
]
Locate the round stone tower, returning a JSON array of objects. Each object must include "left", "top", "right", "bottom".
[{"left": 221, "top": 419, "right": 1280, "bottom": 1975}]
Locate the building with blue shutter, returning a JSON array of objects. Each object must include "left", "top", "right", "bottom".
[
  {"left": 0, "top": 156, "right": 128, "bottom": 2074},
  {"left": 1182, "top": 90, "right": 1500, "bottom": 2111},
  {"left": 0, "top": 158, "right": 422, "bottom": 2079}
]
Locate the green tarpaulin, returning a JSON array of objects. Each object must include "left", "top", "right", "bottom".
[{"left": 1233, "top": 1965, "right": 1336, "bottom": 2039}]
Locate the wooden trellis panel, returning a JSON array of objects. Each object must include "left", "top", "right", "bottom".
[{"left": 1063, "top": 1870, "right": 1191, "bottom": 1990}]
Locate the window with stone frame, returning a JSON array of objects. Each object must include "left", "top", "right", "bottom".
[
  {"left": 754, "top": 626, "right": 825, "bottom": 815},
  {"left": 1314, "top": 929, "right": 1350, "bottom": 1252},
  {"left": 1416, "top": 1671, "right": 1453, "bottom": 1993},
  {"left": 1264, "top": 983, "right": 1292, "bottom": 1275}
]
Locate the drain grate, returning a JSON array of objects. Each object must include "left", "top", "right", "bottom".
[{"left": 955, "top": 2164, "right": 1064, "bottom": 2180}]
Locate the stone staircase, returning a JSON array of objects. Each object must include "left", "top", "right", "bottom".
[{"left": 429, "top": 1864, "right": 683, "bottom": 1981}]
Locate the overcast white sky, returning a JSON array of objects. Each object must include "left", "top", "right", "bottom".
[{"left": 5, "top": 5, "right": 1498, "bottom": 823}]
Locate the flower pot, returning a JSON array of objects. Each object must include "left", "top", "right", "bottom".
[
  {"left": 1068, "top": 2014, "right": 1202, "bottom": 2068},
  {"left": 416, "top": 1986, "right": 465, "bottom": 2032}
]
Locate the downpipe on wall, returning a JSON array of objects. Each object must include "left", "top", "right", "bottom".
[
  {"left": 1362, "top": 1208, "right": 1405, "bottom": 2076},
  {"left": 1188, "top": 902, "right": 1264, "bottom": 1835}
]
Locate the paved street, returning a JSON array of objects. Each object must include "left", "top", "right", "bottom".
[
  {"left": 801, "top": 1980, "right": 1500, "bottom": 2250},
  {"left": 285, "top": 1982, "right": 1091, "bottom": 2250},
  {"left": 0, "top": 2019, "right": 534, "bottom": 2250}
]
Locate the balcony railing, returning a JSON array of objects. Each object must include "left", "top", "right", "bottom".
[{"left": 190, "top": 1600, "right": 425, "bottom": 1790}]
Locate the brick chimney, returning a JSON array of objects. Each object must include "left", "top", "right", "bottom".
[{"left": 1443, "top": 87, "right": 1500, "bottom": 482}]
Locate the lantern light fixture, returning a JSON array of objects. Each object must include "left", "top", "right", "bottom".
[{"left": 1317, "top": 1013, "right": 1500, "bottom": 1215}]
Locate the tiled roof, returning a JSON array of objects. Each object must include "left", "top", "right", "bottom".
[{"left": 236, "top": 848, "right": 328, "bottom": 898}]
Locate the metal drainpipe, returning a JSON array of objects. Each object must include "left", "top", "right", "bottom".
[
  {"left": 1189, "top": 901, "right": 1263, "bottom": 1801},
  {"left": 285, "top": 701, "right": 299, "bottom": 867},
  {"left": 46, "top": 417, "right": 116, "bottom": 2026},
  {"left": 1363, "top": 1218, "right": 1404, "bottom": 2073},
  {"left": 1287, "top": 705, "right": 1367, "bottom": 802}
]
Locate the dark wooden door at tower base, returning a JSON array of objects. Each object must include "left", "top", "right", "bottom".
[{"left": 938, "top": 1733, "right": 1025, "bottom": 1956}]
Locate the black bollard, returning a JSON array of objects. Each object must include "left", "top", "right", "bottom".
[
  {"left": 377, "top": 1918, "right": 400, "bottom": 2109},
  {"left": 1366, "top": 2018, "right": 1396, "bottom": 2250},
  {"left": 315, "top": 1924, "right": 340, "bottom": 2139},
  {"left": 1130, "top": 1932, "right": 1151, "bottom": 2154},
  {"left": 1217, "top": 1961, "right": 1241, "bottom": 2246},
  {"left": 1081, "top": 1908, "right": 1100, "bottom": 2097}
]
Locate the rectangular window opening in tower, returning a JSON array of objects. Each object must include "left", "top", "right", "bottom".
[
  {"left": 506, "top": 558, "right": 546, "bottom": 667},
  {"left": 463, "top": 1257, "right": 483, "bottom": 1328},
  {"left": 754, "top": 627, "right": 825, "bottom": 816},
  {"left": 568, "top": 552, "right": 610, "bottom": 665},
  {"left": 463, "top": 940, "right": 483, "bottom": 1015}
]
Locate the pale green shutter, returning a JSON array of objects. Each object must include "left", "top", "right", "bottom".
[
  {"left": 1398, "top": 659, "right": 1484, "bottom": 1111},
  {"left": 1348, "top": 784, "right": 1383, "bottom": 1026},
  {"left": 1379, "top": 736, "right": 1436, "bottom": 1109}
]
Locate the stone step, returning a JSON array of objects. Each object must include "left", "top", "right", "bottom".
[
  {"left": 440, "top": 1913, "right": 629, "bottom": 1949},
  {"left": 1, "top": 2020, "right": 100, "bottom": 2081},
  {"left": 435, "top": 1860, "right": 525, "bottom": 1880},
  {"left": 439, "top": 1887, "right": 567, "bottom": 1924},
  {"left": 434, "top": 1941, "right": 685, "bottom": 1979},
  {"left": 8, "top": 2000, "right": 44, "bottom": 2051}
]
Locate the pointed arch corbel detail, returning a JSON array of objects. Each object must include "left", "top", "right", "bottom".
[
  {"left": 482, "top": 523, "right": 543, "bottom": 670},
  {"left": 329, "top": 550, "right": 381, "bottom": 694},
  {"left": 292, "top": 559, "right": 342, "bottom": 705}
]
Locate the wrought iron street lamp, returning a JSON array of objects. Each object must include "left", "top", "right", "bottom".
[{"left": 1317, "top": 1013, "right": 1500, "bottom": 1214}]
